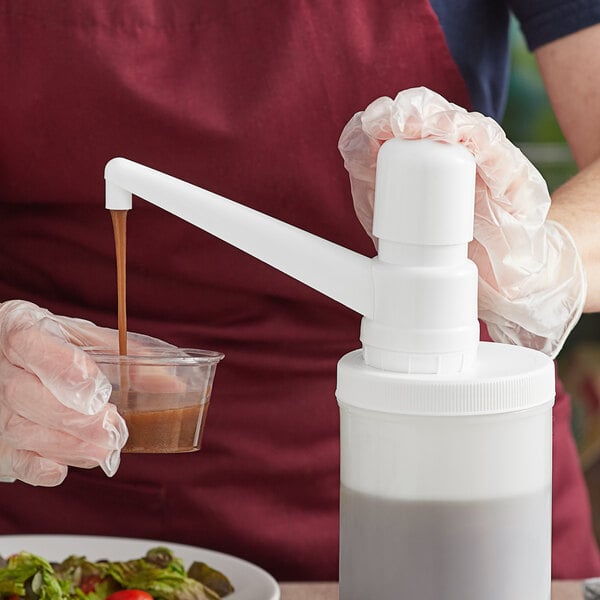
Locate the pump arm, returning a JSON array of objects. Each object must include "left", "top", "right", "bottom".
[{"left": 105, "top": 158, "right": 374, "bottom": 318}]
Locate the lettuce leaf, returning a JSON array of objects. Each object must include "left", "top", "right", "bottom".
[
  {"left": 0, "top": 552, "right": 69, "bottom": 600},
  {"left": 105, "top": 548, "right": 219, "bottom": 600}
]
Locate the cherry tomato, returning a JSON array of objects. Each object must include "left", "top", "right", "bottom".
[{"left": 106, "top": 591, "right": 154, "bottom": 600}]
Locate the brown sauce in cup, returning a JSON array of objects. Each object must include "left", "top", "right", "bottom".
[{"left": 117, "top": 395, "right": 210, "bottom": 453}]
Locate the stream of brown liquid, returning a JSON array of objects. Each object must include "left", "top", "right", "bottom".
[
  {"left": 110, "top": 210, "right": 128, "bottom": 356},
  {"left": 110, "top": 209, "right": 131, "bottom": 426}
]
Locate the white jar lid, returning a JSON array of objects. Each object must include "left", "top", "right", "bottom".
[{"left": 337, "top": 342, "right": 555, "bottom": 416}]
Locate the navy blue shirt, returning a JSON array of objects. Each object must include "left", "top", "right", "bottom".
[{"left": 430, "top": 0, "right": 600, "bottom": 119}]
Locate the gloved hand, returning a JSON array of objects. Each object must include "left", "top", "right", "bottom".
[
  {"left": 0, "top": 299, "right": 172, "bottom": 486},
  {"left": 338, "top": 87, "right": 586, "bottom": 358}
]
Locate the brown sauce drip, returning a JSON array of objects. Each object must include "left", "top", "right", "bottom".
[
  {"left": 110, "top": 209, "right": 130, "bottom": 428},
  {"left": 110, "top": 209, "right": 128, "bottom": 356}
]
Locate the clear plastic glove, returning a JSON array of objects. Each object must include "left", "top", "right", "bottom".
[
  {"left": 0, "top": 299, "right": 172, "bottom": 486},
  {"left": 338, "top": 86, "right": 586, "bottom": 358}
]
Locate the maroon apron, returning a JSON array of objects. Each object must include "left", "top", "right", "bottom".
[{"left": 0, "top": 0, "right": 598, "bottom": 580}]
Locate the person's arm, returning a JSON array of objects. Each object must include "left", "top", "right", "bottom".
[
  {"left": 535, "top": 23, "right": 600, "bottom": 312},
  {"left": 538, "top": 26, "right": 600, "bottom": 596}
]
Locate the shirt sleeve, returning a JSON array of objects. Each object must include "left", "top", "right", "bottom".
[{"left": 509, "top": 0, "right": 600, "bottom": 51}]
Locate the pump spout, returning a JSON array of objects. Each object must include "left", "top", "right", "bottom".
[{"left": 105, "top": 157, "right": 374, "bottom": 318}]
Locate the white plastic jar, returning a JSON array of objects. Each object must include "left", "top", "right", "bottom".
[{"left": 337, "top": 342, "right": 555, "bottom": 600}]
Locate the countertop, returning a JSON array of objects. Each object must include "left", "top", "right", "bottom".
[{"left": 278, "top": 580, "right": 584, "bottom": 599}]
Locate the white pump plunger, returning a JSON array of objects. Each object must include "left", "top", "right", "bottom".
[{"left": 105, "top": 138, "right": 478, "bottom": 374}]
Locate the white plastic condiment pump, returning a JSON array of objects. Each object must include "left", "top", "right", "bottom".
[{"left": 105, "top": 138, "right": 555, "bottom": 600}]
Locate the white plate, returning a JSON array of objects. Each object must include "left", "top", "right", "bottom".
[{"left": 0, "top": 534, "right": 280, "bottom": 600}]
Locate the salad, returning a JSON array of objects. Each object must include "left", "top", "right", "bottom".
[{"left": 0, "top": 546, "right": 234, "bottom": 600}]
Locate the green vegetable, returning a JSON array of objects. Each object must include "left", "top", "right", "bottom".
[
  {"left": 0, "top": 547, "right": 234, "bottom": 600},
  {"left": 103, "top": 548, "right": 218, "bottom": 600},
  {"left": 0, "top": 552, "right": 69, "bottom": 600}
]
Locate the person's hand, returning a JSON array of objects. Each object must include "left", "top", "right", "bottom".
[
  {"left": 0, "top": 300, "right": 171, "bottom": 486},
  {"left": 338, "top": 87, "right": 586, "bottom": 358}
]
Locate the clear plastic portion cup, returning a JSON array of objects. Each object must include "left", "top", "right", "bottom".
[{"left": 83, "top": 347, "right": 224, "bottom": 454}]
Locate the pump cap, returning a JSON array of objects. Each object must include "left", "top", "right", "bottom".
[{"left": 373, "top": 138, "right": 475, "bottom": 245}]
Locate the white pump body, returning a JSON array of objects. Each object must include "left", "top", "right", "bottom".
[{"left": 105, "top": 139, "right": 555, "bottom": 600}]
